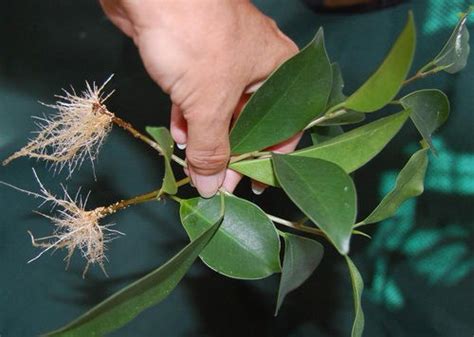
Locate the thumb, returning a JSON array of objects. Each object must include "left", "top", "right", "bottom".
[{"left": 184, "top": 102, "right": 234, "bottom": 198}]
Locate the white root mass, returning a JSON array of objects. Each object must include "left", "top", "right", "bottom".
[
  {"left": 3, "top": 75, "right": 115, "bottom": 178},
  {"left": 0, "top": 169, "right": 124, "bottom": 277}
]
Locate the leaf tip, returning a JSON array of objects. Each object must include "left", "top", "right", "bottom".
[
  {"left": 310, "top": 26, "right": 327, "bottom": 52},
  {"left": 340, "top": 236, "right": 351, "bottom": 255},
  {"left": 274, "top": 306, "right": 281, "bottom": 317},
  {"left": 315, "top": 26, "right": 325, "bottom": 39}
]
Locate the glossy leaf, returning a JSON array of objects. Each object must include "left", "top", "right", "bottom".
[
  {"left": 433, "top": 9, "right": 471, "bottom": 74},
  {"left": 230, "top": 110, "right": 409, "bottom": 186},
  {"left": 230, "top": 28, "right": 332, "bottom": 154},
  {"left": 272, "top": 154, "right": 356, "bottom": 254},
  {"left": 400, "top": 89, "right": 450, "bottom": 153},
  {"left": 322, "top": 64, "right": 366, "bottom": 125},
  {"left": 360, "top": 148, "right": 429, "bottom": 226},
  {"left": 344, "top": 12, "right": 416, "bottom": 112},
  {"left": 310, "top": 125, "right": 344, "bottom": 145},
  {"left": 345, "top": 256, "right": 365, "bottom": 337},
  {"left": 45, "top": 213, "right": 223, "bottom": 337},
  {"left": 180, "top": 194, "right": 281, "bottom": 279},
  {"left": 275, "top": 233, "right": 324, "bottom": 315},
  {"left": 326, "top": 63, "right": 346, "bottom": 109},
  {"left": 146, "top": 126, "right": 177, "bottom": 195}
]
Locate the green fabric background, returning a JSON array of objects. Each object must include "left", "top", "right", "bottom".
[{"left": 0, "top": 1, "right": 472, "bottom": 336}]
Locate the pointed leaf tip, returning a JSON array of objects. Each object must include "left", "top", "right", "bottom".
[{"left": 44, "top": 216, "right": 222, "bottom": 337}]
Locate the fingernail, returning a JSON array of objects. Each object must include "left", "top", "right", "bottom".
[
  {"left": 252, "top": 183, "right": 266, "bottom": 195},
  {"left": 177, "top": 143, "right": 187, "bottom": 150},
  {"left": 190, "top": 170, "right": 225, "bottom": 198},
  {"left": 245, "top": 80, "right": 264, "bottom": 94}
]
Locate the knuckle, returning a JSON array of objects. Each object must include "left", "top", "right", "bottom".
[
  {"left": 286, "top": 39, "right": 299, "bottom": 55},
  {"left": 169, "top": 79, "right": 193, "bottom": 109},
  {"left": 267, "top": 18, "right": 279, "bottom": 31},
  {"left": 269, "top": 39, "right": 298, "bottom": 71},
  {"left": 180, "top": 104, "right": 202, "bottom": 122},
  {"left": 187, "top": 148, "right": 229, "bottom": 174},
  {"left": 277, "top": 36, "right": 298, "bottom": 60}
]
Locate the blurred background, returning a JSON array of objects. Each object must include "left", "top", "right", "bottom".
[{"left": 0, "top": 0, "right": 473, "bottom": 336}]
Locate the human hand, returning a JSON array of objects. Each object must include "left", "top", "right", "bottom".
[{"left": 100, "top": 0, "right": 300, "bottom": 197}]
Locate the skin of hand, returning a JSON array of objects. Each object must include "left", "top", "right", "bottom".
[{"left": 100, "top": 0, "right": 300, "bottom": 197}]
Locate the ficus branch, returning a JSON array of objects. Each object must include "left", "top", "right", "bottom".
[
  {"left": 229, "top": 151, "right": 271, "bottom": 164},
  {"left": 101, "top": 183, "right": 374, "bottom": 242},
  {"left": 304, "top": 108, "right": 348, "bottom": 130},
  {"left": 111, "top": 115, "right": 187, "bottom": 167},
  {"left": 99, "top": 180, "right": 327, "bottom": 239},
  {"left": 109, "top": 102, "right": 350, "bottom": 169},
  {"left": 111, "top": 116, "right": 271, "bottom": 169},
  {"left": 403, "top": 62, "right": 449, "bottom": 86},
  {"left": 111, "top": 114, "right": 271, "bottom": 171},
  {"left": 106, "top": 58, "right": 439, "bottom": 241},
  {"left": 266, "top": 214, "right": 326, "bottom": 238},
  {"left": 101, "top": 176, "right": 190, "bottom": 216}
]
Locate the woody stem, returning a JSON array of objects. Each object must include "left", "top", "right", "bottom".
[
  {"left": 111, "top": 115, "right": 187, "bottom": 167},
  {"left": 101, "top": 177, "right": 190, "bottom": 215}
]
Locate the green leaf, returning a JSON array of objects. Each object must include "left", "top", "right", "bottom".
[
  {"left": 345, "top": 256, "right": 365, "bottom": 337},
  {"left": 272, "top": 154, "right": 357, "bottom": 254},
  {"left": 344, "top": 12, "right": 416, "bottom": 112},
  {"left": 433, "top": 9, "right": 471, "bottom": 74},
  {"left": 45, "top": 212, "right": 223, "bottom": 337},
  {"left": 310, "top": 125, "right": 344, "bottom": 145},
  {"left": 275, "top": 233, "right": 324, "bottom": 315},
  {"left": 326, "top": 63, "right": 346, "bottom": 109},
  {"left": 400, "top": 89, "right": 450, "bottom": 153},
  {"left": 146, "top": 126, "right": 177, "bottom": 195},
  {"left": 180, "top": 194, "right": 281, "bottom": 279},
  {"left": 319, "top": 109, "right": 366, "bottom": 126},
  {"left": 359, "top": 148, "right": 429, "bottom": 226},
  {"left": 230, "top": 110, "right": 409, "bottom": 187},
  {"left": 230, "top": 28, "right": 332, "bottom": 154},
  {"left": 322, "top": 64, "right": 365, "bottom": 125}
]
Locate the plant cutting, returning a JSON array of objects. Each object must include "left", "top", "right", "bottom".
[{"left": 1, "top": 9, "right": 471, "bottom": 337}]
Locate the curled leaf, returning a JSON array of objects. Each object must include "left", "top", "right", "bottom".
[
  {"left": 326, "top": 63, "right": 346, "bottom": 109},
  {"left": 146, "top": 127, "right": 178, "bottom": 195},
  {"left": 322, "top": 64, "right": 365, "bottom": 126},
  {"left": 275, "top": 233, "right": 324, "bottom": 315},
  {"left": 400, "top": 89, "right": 450, "bottom": 154},
  {"left": 345, "top": 256, "right": 365, "bottom": 337},
  {"left": 433, "top": 9, "right": 472, "bottom": 74},
  {"left": 359, "top": 148, "right": 429, "bottom": 226}
]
